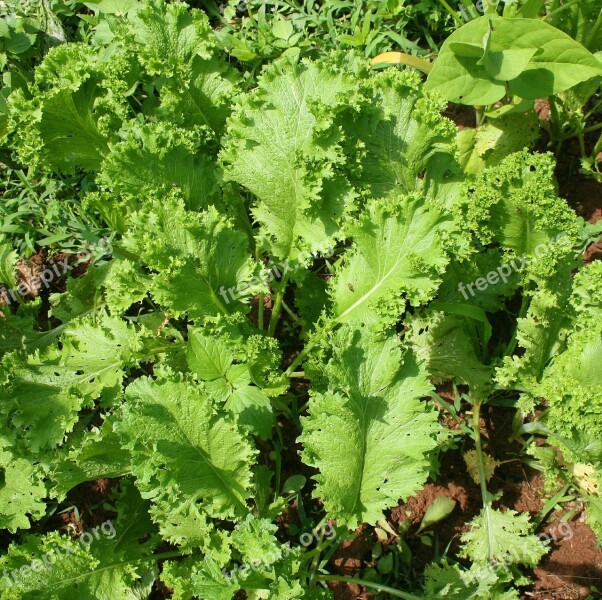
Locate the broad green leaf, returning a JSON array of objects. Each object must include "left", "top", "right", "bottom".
[
  {"left": 449, "top": 42, "right": 483, "bottom": 58},
  {"left": 60, "top": 313, "right": 144, "bottom": 403},
  {"left": 50, "top": 419, "right": 130, "bottom": 500},
  {"left": 0, "top": 483, "right": 159, "bottom": 599},
  {"left": 163, "top": 556, "right": 239, "bottom": 600},
  {"left": 456, "top": 112, "right": 538, "bottom": 174},
  {"left": 530, "top": 262, "right": 602, "bottom": 446},
  {"left": 1, "top": 348, "right": 90, "bottom": 451},
  {"left": 301, "top": 324, "right": 439, "bottom": 529},
  {"left": 226, "top": 386, "right": 274, "bottom": 440},
  {"left": 123, "top": 197, "right": 263, "bottom": 321},
  {"left": 126, "top": 0, "right": 214, "bottom": 78},
  {"left": 483, "top": 48, "right": 539, "bottom": 81},
  {"left": 427, "top": 16, "right": 602, "bottom": 104},
  {"left": 119, "top": 377, "right": 255, "bottom": 519},
  {"left": 83, "top": 0, "right": 139, "bottom": 15},
  {"left": 222, "top": 53, "right": 363, "bottom": 262},
  {"left": 0, "top": 314, "right": 142, "bottom": 451},
  {"left": 158, "top": 56, "right": 239, "bottom": 137},
  {"left": 408, "top": 310, "right": 492, "bottom": 395},
  {"left": 99, "top": 122, "right": 221, "bottom": 212},
  {"left": 0, "top": 243, "right": 18, "bottom": 288},
  {"left": 0, "top": 441, "right": 46, "bottom": 532},
  {"left": 231, "top": 514, "right": 282, "bottom": 566},
  {"left": 187, "top": 330, "right": 233, "bottom": 380},
  {"left": 430, "top": 301, "right": 492, "bottom": 345},
  {"left": 7, "top": 43, "right": 128, "bottom": 173},
  {"left": 457, "top": 151, "right": 580, "bottom": 257},
  {"left": 423, "top": 559, "right": 512, "bottom": 599},
  {"left": 344, "top": 68, "right": 456, "bottom": 199},
  {"left": 330, "top": 196, "right": 449, "bottom": 325}
]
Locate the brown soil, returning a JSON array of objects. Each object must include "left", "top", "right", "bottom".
[
  {"left": 534, "top": 519, "right": 602, "bottom": 599},
  {"left": 329, "top": 526, "right": 374, "bottom": 600}
]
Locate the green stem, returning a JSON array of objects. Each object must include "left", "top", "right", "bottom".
[
  {"left": 273, "top": 425, "right": 284, "bottom": 500},
  {"left": 109, "top": 243, "right": 140, "bottom": 263},
  {"left": 316, "top": 575, "right": 422, "bottom": 600},
  {"left": 583, "top": 121, "right": 602, "bottom": 135},
  {"left": 308, "top": 517, "right": 329, "bottom": 588},
  {"left": 584, "top": 96, "right": 602, "bottom": 121},
  {"left": 543, "top": 0, "right": 581, "bottom": 21},
  {"left": 578, "top": 126, "right": 587, "bottom": 161},
  {"left": 282, "top": 300, "right": 303, "bottom": 326},
  {"left": 209, "top": 287, "right": 231, "bottom": 316},
  {"left": 258, "top": 293, "right": 265, "bottom": 329},
  {"left": 436, "top": 0, "right": 465, "bottom": 24},
  {"left": 428, "top": 392, "right": 463, "bottom": 428},
  {"left": 267, "top": 276, "right": 288, "bottom": 336},
  {"left": 472, "top": 400, "right": 495, "bottom": 562},
  {"left": 284, "top": 336, "right": 319, "bottom": 377}
]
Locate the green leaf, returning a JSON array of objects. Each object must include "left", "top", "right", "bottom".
[
  {"left": 330, "top": 196, "right": 449, "bottom": 326},
  {"left": 187, "top": 330, "right": 234, "bottom": 381},
  {"left": 0, "top": 482, "right": 159, "bottom": 598},
  {"left": 118, "top": 377, "right": 256, "bottom": 519},
  {"left": 272, "top": 18, "right": 294, "bottom": 41},
  {"left": 0, "top": 243, "right": 18, "bottom": 288},
  {"left": 417, "top": 496, "right": 457, "bottom": 533},
  {"left": 427, "top": 16, "right": 602, "bottom": 104},
  {"left": 163, "top": 556, "right": 239, "bottom": 600},
  {"left": 301, "top": 324, "right": 439, "bottom": 529},
  {"left": 408, "top": 310, "right": 492, "bottom": 394},
  {"left": 83, "top": 0, "right": 139, "bottom": 15},
  {"left": 50, "top": 418, "right": 130, "bottom": 500},
  {"left": 126, "top": 0, "right": 215, "bottom": 78},
  {"left": 0, "top": 440, "right": 46, "bottom": 532},
  {"left": 226, "top": 386, "right": 274, "bottom": 440},
  {"left": 7, "top": 43, "right": 127, "bottom": 173},
  {"left": 460, "top": 507, "right": 547, "bottom": 566},
  {"left": 449, "top": 42, "right": 484, "bottom": 58},
  {"left": 158, "top": 56, "right": 239, "bottom": 138},
  {"left": 123, "top": 197, "right": 263, "bottom": 321},
  {"left": 430, "top": 302, "right": 492, "bottom": 346},
  {"left": 231, "top": 514, "right": 282, "bottom": 566},
  {"left": 99, "top": 122, "right": 221, "bottom": 212},
  {"left": 222, "top": 53, "right": 363, "bottom": 262},
  {"left": 483, "top": 48, "right": 539, "bottom": 81},
  {"left": 282, "top": 475, "right": 306, "bottom": 494},
  {"left": 344, "top": 68, "right": 456, "bottom": 199}
]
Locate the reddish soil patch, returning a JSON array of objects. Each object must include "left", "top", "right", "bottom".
[
  {"left": 534, "top": 519, "right": 602, "bottom": 599},
  {"left": 390, "top": 454, "right": 482, "bottom": 571},
  {"left": 329, "top": 526, "right": 374, "bottom": 600}
]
